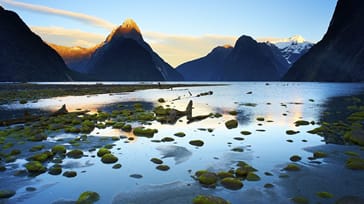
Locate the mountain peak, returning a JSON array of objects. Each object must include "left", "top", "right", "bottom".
[
  {"left": 105, "top": 18, "right": 142, "bottom": 43},
  {"left": 288, "top": 35, "right": 305, "bottom": 43}
]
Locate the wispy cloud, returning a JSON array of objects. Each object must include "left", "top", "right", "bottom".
[
  {"left": 1, "top": 0, "right": 115, "bottom": 30},
  {"left": 31, "top": 26, "right": 104, "bottom": 48},
  {"left": 144, "top": 32, "right": 237, "bottom": 66}
]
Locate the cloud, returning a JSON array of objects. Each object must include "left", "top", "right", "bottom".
[
  {"left": 31, "top": 26, "right": 104, "bottom": 48},
  {"left": 144, "top": 32, "right": 237, "bottom": 67},
  {"left": 1, "top": 0, "right": 115, "bottom": 30}
]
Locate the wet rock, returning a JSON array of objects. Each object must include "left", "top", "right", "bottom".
[
  {"left": 63, "top": 171, "right": 77, "bottom": 178},
  {"left": 290, "top": 155, "right": 302, "bottom": 162},
  {"left": 316, "top": 191, "right": 333, "bottom": 199},
  {"left": 220, "top": 177, "right": 243, "bottom": 190},
  {"left": 158, "top": 98, "right": 165, "bottom": 103},
  {"left": 150, "top": 158, "right": 163, "bottom": 164},
  {"left": 174, "top": 132, "right": 186, "bottom": 137},
  {"left": 233, "top": 137, "right": 244, "bottom": 141},
  {"left": 161, "top": 137, "right": 174, "bottom": 142},
  {"left": 336, "top": 196, "right": 364, "bottom": 204},
  {"left": 346, "top": 157, "right": 364, "bottom": 170},
  {"left": 130, "top": 174, "right": 143, "bottom": 179},
  {"left": 0, "top": 190, "right": 16, "bottom": 199},
  {"left": 112, "top": 164, "right": 122, "bottom": 169},
  {"left": 264, "top": 183, "right": 274, "bottom": 188},
  {"left": 197, "top": 172, "right": 218, "bottom": 187},
  {"left": 256, "top": 117, "right": 264, "bottom": 121},
  {"left": 229, "top": 110, "right": 238, "bottom": 116},
  {"left": 48, "top": 164, "right": 62, "bottom": 175},
  {"left": 313, "top": 151, "right": 327, "bottom": 159},
  {"left": 133, "top": 127, "right": 158, "bottom": 137},
  {"left": 156, "top": 165, "right": 170, "bottom": 171},
  {"left": 225, "top": 120, "right": 238, "bottom": 129},
  {"left": 246, "top": 172, "right": 261, "bottom": 181},
  {"left": 51, "top": 145, "right": 66, "bottom": 155},
  {"left": 76, "top": 191, "right": 100, "bottom": 204},
  {"left": 25, "top": 187, "right": 36, "bottom": 192},
  {"left": 189, "top": 140, "right": 204, "bottom": 147},
  {"left": 286, "top": 130, "right": 300, "bottom": 135},
  {"left": 101, "top": 153, "right": 118, "bottom": 164},
  {"left": 217, "top": 171, "right": 233, "bottom": 179},
  {"left": 240, "top": 131, "right": 252, "bottom": 135},
  {"left": 192, "top": 195, "right": 229, "bottom": 204},
  {"left": 25, "top": 161, "right": 47, "bottom": 174},
  {"left": 291, "top": 196, "right": 309, "bottom": 204},
  {"left": 294, "top": 120, "right": 310, "bottom": 126},
  {"left": 231, "top": 147, "right": 244, "bottom": 152},
  {"left": 284, "top": 163, "right": 300, "bottom": 171}
]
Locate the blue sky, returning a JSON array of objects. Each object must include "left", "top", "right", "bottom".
[{"left": 0, "top": 0, "right": 338, "bottom": 66}]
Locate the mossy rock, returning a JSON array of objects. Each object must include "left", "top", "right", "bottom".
[
  {"left": 214, "top": 113, "right": 223, "bottom": 118},
  {"left": 256, "top": 117, "right": 264, "bottom": 121},
  {"left": 112, "top": 164, "right": 122, "bottom": 169},
  {"left": 290, "top": 155, "right": 302, "bottom": 162},
  {"left": 156, "top": 165, "right": 170, "bottom": 171},
  {"left": 231, "top": 147, "right": 244, "bottom": 152},
  {"left": 28, "top": 134, "right": 47, "bottom": 142},
  {"left": 346, "top": 157, "right": 364, "bottom": 170},
  {"left": 0, "top": 190, "right": 16, "bottom": 199},
  {"left": 235, "top": 167, "right": 249, "bottom": 178},
  {"left": 112, "top": 122, "right": 125, "bottom": 129},
  {"left": 284, "top": 163, "right": 300, "bottom": 171},
  {"left": 195, "top": 170, "right": 208, "bottom": 177},
  {"left": 51, "top": 145, "right": 66, "bottom": 155},
  {"left": 101, "top": 153, "right": 118, "bottom": 164},
  {"left": 76, "top": 191, "right": 100, "bottom": 204},
  {"left": 264, "top": 183, "right": 274, "bottom": 188},
  {"left": 316, "top": 191, "right": 333, "bottom": 199},
  {"left": 133, "top": 127, "right": 158, "bottom": 137},
  {"left": 198, "top": 172, "right": 218, "bottom": 186},
  {"left": 192, "top": 195, "right": 230, "bottom": 204},
  {"left": 240, "top": 131, "right": 252, "bottom": 135},
  {"left": 121, "top": 124, "right": 132, "bottom": 132},
  {"left": 10, "top": 149, "right": 21, "bottom": 155},
  {"left": 313, "top": 151, "right": 327, "bottom": 158},
  {"left": 233, "top": 137, "right": 244, "bottom": 141},
  {"left": 174, "top": 132, "right": 186, "bottom": 137},
  {"left": 161, "top": 137, "right": 174, "bottom": 142},
  {"left": 220, "top": 177, "right": 243, "bottom": 190},
  {"left": 217, "top": 171, "right": 233, "bottom": 179},
  {"left": 48, "top": 164, "right": 62, "bottom": 175},
  {"left": 150, "top": 158, "right": 163, "bottom": 164},
  {"left": 63, "top": 171, "right": 77, "bottom": 178},
  {"left": 225, "top": 120, "right": 238, "bottom": 129},
  {"left": 291, "top": 196, "right": 309, "bottom": 204},
  {"left": 25, "top": 161, "right": 47, "bottom": 174},
  {"left": 189, "top": 140, "right": 204, "bottom": 147},
  {"left": 344, "top": 151, "right": 359, "bottom": 157},
  {"left": 229, "top": 110, "right": 238, "bottom": 116},
  {"left": 286, "top": 130, "right": 300, "bottom": 135},
  {"left": 0, "top": 166, "right": 6, "bottom": 172},
  {"left": 158, "top": 98, "right": 166, "bottom": 103},
  {"left": 97, "top": 148, "right": 111, "bottom": 157},
  {"left": 246, "top": 172, "right": 261, "bottom": 181},
  {"left": 294, "top": 120, "right": 310, "bottom": 127},
  {"left": 67, "top": 149, "right": 84, "bottom": 159}
]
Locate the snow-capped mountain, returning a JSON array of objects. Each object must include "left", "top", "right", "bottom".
[{"left": 264, "top": 35, "right": 314, "bottom": 65}]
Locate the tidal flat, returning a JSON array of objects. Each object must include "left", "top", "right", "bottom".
[{"left": 0, "top": 82, "right": 364, "bottom": 204}]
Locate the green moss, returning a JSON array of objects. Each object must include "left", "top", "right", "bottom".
[
  {"left": 121, "top": 124, "right": 132, "bottom": 132},
  {"left": 256, "top": 117, "right": 264, "bottom": 121},
  {"left": 229, "top": 110, "right": 238, "bottom": 115},
  {"left": 112, "top": 122, "right": 125, "bottom": 129},
  {"left": 220, "top": 177, "right": 243, "bottom": 190},
  {"left": 290, "top": 155, "right": 302, "bottom": 162},
  {"left": 156, "top": 165, "right": 170, "bottom": 171},
  {"left": 51, "top": 145, "right": 66, "bottom": 155},
  {"left": 25, "top": 161, "right": 47, "bottom": 174},
  {"left": 67, "top": 149, "right": 84, "bottom": 159},
  {"left": 29, "top": 145, "right": 44, "bottom": 152},
  {"left": 313, "top": 151, "right": 327, "bottom": 158},
  {"left": 246, "top": 172, "right": 261, "bottom": 181},
  {"left": 76, "top": 191, "right": 100, "bottom": 204},
  {"left": 235, "top": 167, "right": 248, "bottom": 178},
  {"left": 189, "top": 140, "right": 204, "bottom": 147},
  {"left": 10, "top": 149, "right": 21, "bottom": 155},
  {"left": 48, "top": 164, "right": 62, "bottom": 175},
  {"left": 344, "top": 151, "right": 359, "bottom": 157},
  {"left": 284, "top": 163, "right": 300, "bottom": 171},
  {"left": 133, "top": 127, "right": 158, "bottom": 137},
  {"left": 286, "top": 130, "right": 300, "bottom": 135},
  {"left": 225, "top": 120, "right": 238, "bottom": 129},
  {"left": 63, "top": 171, "right": 77, "bottom": 178},
  {"left": 0, "top": 190, "right": 16, "bottom": 199},
  {"left": 316, "top": 191, "right": 333, "bottom": 199},
  {"left": 174, "top": 132, "right": 186, "bottom": 137},
  {"left": 101, "top": 153, "right": 118, "bottom": 164},
  {"left": 291, "top": 196, "right": 309, "bottom": 204},
  {"left": 198, "top": 172, "right": 218, "bottom": 186},
  {"left": 294, "top": 120, "right": 310, "bottom": 127},
  {"left": 240, "top": 131, "right": 252, "bottom": 135},
  {"left": 192, "top": 195, "right": 230, "bottom": 204},
  {"left": 346, "top": 157, "right": 364, "bottom": 170},
  {"left": 217, "top": 171, "right": 233, "bottom": 179},
  {"left": 150, "top": 158, "right": 163, "bottom": 164},
  {"left": 97, "top": 148, "right": 110, "bottom": 157},
  {"left": 104, "top": 144, "right": 115, "bottom": 149}
]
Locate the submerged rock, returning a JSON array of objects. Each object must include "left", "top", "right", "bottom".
[
  {"left": 0, "top": 190, "right": 16, "bottom": 199},
  {"left": 192, "top": 195, "right": 230, "bottom": 204},
  {"left": 225, "top": 120, "right": 238, "bottom": 129},
  {"left": 220, "top": 177, "right": 243, "bottom": 190},
  {"left": 189, "top": 140, "right": 204, "bottom": 147},
  {"left": 76, "top": 191, "right": 100, "bottom": 204}
]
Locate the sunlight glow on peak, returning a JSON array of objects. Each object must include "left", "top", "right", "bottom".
[
  {"left": 223, "top": 44, "right": 233, "bottom": 49},
  {"left": 120, "top": 18, "right": 141, "bottom": 34}
]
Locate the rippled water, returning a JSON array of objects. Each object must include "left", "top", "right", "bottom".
[{"left": 1, "top": 82, "right": 364, "bottom": 204}]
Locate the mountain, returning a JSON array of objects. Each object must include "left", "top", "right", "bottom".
[
  {"left": 176, "top": 45, "right": 233, "bottom": 81},
  {"left": 220, "top": 35, "right": 289, "bottom": 81},
  {"left": 283, "top": 0, "right": 364, "bottom": 82},
  {"left": 48, "top": 44, "right": 96, "bottom": 73},
  {"left": 0, "top": 6, "right": 75, "bottom": 82},
  {"left": 265, "top": 35, "right": 314, "bottom": 65},
  {"left": 52, "top": 19, "right": 183, "bottom": 81}
]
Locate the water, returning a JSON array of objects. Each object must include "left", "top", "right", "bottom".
[{"left": 1, "top": 82, "right": 364, "bottom": 204}]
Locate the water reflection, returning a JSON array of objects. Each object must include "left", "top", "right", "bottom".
[{"left": 156, "top": 145, "right": 192, "bottom": 164}]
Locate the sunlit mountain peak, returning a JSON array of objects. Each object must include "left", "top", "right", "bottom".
[
  {"left": 105, "top": 18, "right": 142, "bottom": 42},
  {"left": 288, "top": 35, "right": 305, "bottom": 43},
  {"left": 223, "top": 44, "right": 233, "bottom": 49}
]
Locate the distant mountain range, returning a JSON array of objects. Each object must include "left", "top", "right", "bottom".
[
  {"left": 0, "top": 6, "right": 76, "bottom": 82},
  {"left": 176, "top": 35, "right": 312, "bottom": 81},
  {"left": 51, "top": 19, "right": 183, "bottom": 81},
  {"left": 284, "top": 0, "right": 364, "bottom": 82}
]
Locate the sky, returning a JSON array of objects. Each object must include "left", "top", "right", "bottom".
[{"left": 0, "top": 0, "right": 338, "bottom": 67}]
